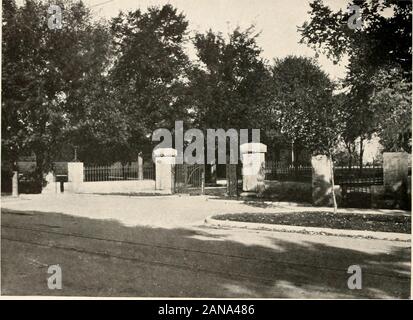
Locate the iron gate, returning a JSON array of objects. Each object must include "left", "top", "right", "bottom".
[
  {"left": 175, "top": 164, "right": 205, "bottom": 194},
  {"left": 335, "top": 166, "right": 383, "bottom": 208}
]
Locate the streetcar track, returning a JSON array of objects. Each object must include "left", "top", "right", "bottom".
[
  {"left": 2, "top": 223, "right": 410, "bottom": 281},
  {"left": 2, "top": 236, "right": 294, "bottom": 286},
  {"left": 4, "top": 236, "right": 389, "bottom": 299}
]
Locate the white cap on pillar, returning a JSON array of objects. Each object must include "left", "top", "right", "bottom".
[{"left": 153, "top": 148, "right": 178, "bottom": 158}]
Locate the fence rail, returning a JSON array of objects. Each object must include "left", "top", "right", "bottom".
[
  {"left": 84, "top": 164, "right": 155, "bottom": 182},
  {"left": 334, "top": 165, "right": 383, "bottom": 186},
  {"left": 265, "top": 162, "right": 386, "bottom": 185},
  {"left": 143, "top": 165, "right": 156, "bottom": 180}
]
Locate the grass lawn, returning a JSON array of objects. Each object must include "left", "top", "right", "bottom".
[{"left": 212, "top": 211, "right": 411, "bottom": 234}]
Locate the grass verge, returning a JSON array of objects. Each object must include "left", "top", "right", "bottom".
[{"left": 212, "top": 211, "right": 411, "bottom": 234}]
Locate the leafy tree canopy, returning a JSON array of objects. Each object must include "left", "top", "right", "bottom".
[
  {"left": 189, "top": 27, "right": 272, "bottom": 132},
  {"left": 299, "top": 0, "right": 412, "bottom": 153},
  {"left": 268, "top": 56, "right": 342, "bottom": 155}
]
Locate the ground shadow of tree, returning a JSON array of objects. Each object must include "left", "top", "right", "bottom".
[{"left": 1, "top": 209, "right": 410, "bottom": 298}]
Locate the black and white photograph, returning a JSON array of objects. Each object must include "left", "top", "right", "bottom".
[{"left": 0, "top": 0, "right": 412, "bottom": 302}]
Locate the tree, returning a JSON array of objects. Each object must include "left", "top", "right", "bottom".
[
  {"left": 187, "top": 26, "right": 274, "bottom": 177},
  {"left": 370, "top": 66, "right": 412, "bottom": 152},
  {"left": 299, "top": 0, "right": 412, "bottom": 165},
  {"left": 189, "top": 27, "right": 272, "bottom": 132},
  {"left": 299, "top": 0, "right": 411, "bottom": 73},
  {"left": 269, "top": 56, "right": 336, "bottom": 155},
  {"left": 109, "top": 4, "right": 191, "bottom": 157},
  {"left": 269, "top": 56, "right": 345, "bottom": 211},
  {"left": 2, "top": 0, "right": 21, "bottom": 170},
  {"left": 66, "top": 76, "right": 133, "bottom": 165},
  {"left": 2, "top": 0, "right": 114, "bottom": 182}
]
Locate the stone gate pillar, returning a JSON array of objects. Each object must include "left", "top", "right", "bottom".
[
  {"left": 66, "top": 162, "right": 84, "bottom": 193},
  {"left": 311, "top": 155, "right": 332, "bottom": 206},
  {"left": 154, "top": 148, "right": 177, "bottom": 194},
  {"left": 240, "top": 143, "right": 267, "bottom": 197},
  {"left": 138, "top": 155, "right": 144, "bottom": 180},
  {"left": 383, "top": 152, "right": 410, "bottom": 209},
  {"left": 68, "top": 162, "right": 84, "bottom": 183},
  {"left": 12, "top": 171, "right": 18, "bottom": 197},
  {"left": 311, "top": 155, "right": 342, "bottom": 207}
]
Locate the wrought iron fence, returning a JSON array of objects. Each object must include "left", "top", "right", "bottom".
[
  {"left": 334, "top": 165, "right": 383, "bottom": 186},
  {"left": 264, "top": 162, "right": 385, "bottom": 185},
  {"left": 84, "top": 163, "right": 155, "bottom": 182},
  {"left": 143, "top": 164, "right": 156, "bottom": 180},
  {"left": 265, "top": 161, "right": 312, "bottom": 182},
  {"left": 333, "top": 165, "right": 384, "bottom": 208}
]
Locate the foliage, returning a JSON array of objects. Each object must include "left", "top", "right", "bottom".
[
  {"left": 299, "top": 0, "right": 412, "bottom": 155},
  {"left": 370, "top": 67, "right": 412, "bottom": 152},
  {"left": 269, "top": 56, "right": 343, "bottom": 155},
  {"left": 109, "top": 4, "right": 191, "bottom": 153},
  {"left": 3, "top": 0, "right": 410, "bottom": 190},
  {"left": 1, "top": 0, "right": 113, "bottom": 177},
  {"left": 189, "top": 27, "right": 272, "bottom": 132}
]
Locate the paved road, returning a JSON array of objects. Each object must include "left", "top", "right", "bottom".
[{"left": 1, "top": 196, "right": 410, "bottom": 298}]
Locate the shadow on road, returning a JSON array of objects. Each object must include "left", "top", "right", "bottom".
[{"left": 1, "top": 209, "right": 411, "bottom": 298}]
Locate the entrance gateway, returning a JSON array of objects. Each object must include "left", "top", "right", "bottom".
[
  {"left": 174, "top": 163, "right": 239, "bottom": 196},
  {"left": 174, "top": 164, "right": 204, "bottom": 194},
  {"left": 155, "top": 143, "right": 267, "bottom": 196}
]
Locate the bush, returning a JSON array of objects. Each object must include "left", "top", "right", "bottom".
[
  {"left": 262, "top": 181, "right": 312, "bottom": 203},
  {"left": 18, "top": 171, "right": 42, "bottom": 194}
]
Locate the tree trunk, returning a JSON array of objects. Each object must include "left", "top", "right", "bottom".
[
  {"left": 330, "top": 155, "right": 338, "bottom": 214},
  {"left": 345, "top": 142, "right": 354, "bottom": 172},
  {"left": 359, "top": 138, "right": 364, "bottom": 176},
  {"left": 35, "top": 153, "right": 46, "bottom": 191}
]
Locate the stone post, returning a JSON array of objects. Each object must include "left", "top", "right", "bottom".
[
  {"left": 42, "top": 171, "right": 57, "bottom": 194},
  {"left": 154, "top": 148, "right": 177, "bottom": 194},
  {"left": 240, "top": 143, "right": 267, "bottom": 197},
  {"left": 12, "top": 171, "right": 18, "bottom": 197},
  {"left": 67, "top": 162, "right": 84, "bottom": 193},
  {"left": 311, "top": 155, "right": 342, "bottom": 207},
  {"left": 383, "top": 152, "right": 410, "bottom": 209},
  {"left": 138, "top": 155, "right": 144, "bottom": 180}
]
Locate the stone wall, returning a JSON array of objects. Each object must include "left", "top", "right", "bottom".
[
  {"left": 370, "top": 152, "right": 411, "bottom": 209},
  {"left": 61, "top": 161, "right": 158, "bottom": 195},
  {"left": 262, "top": 180, "right": 312, "bottom": 203},
  {"left": 64, "top": 180, "right": 157, "bottom": 194}
]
